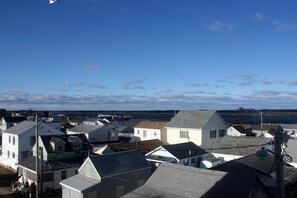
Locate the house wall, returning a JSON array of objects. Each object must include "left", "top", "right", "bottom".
[
  {"left": 165, "top": 127, "right": 202, "bottom": 146},
  {"left": 52, "top": 167, "right": 78, "bottom": 190},
  {"left": 0, "top": 118, "right": 7, "bottom": 132},
  {"left": 1, "top": 132, "right": 22, "bottom": 170},
  {"left": 79, "top": 159, "right": 101, "bottom": 181},
  {"left": 81, "top": 168, "right": 151, "bottom": 198},
  {"left": 227, "top": 127, "right": 246, "bottom": 137},
  {"left": 133, "top": 127, "right": 161, "bottom": 141},
  {"left": 201, "top": 113, "right": 227, "bottom": 149},
  {"left": 67, "top": 127, "right": 118, "bottom": 143},
  {"left": 62, "top": 186, "right": 82, "bottom": 198}
]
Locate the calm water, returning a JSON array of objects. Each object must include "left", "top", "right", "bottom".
[{"left": 63, "top": 111, "right": 297, "bottom": 124}]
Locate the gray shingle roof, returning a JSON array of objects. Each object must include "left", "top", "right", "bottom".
[
  {"left": 89, "top": 150, "right": 150, "bottom": 177},
  {"left": 165, "top": 110, "right": 217, "bottom": 129},
  {"left": 60, "top": 174, "right": 98, "bottom": 192},
  {"left": 162, "top": 142, "right": 207, "bottom": 159},
  {"left": 68, "top": 124, "right": 104, "bottom": 133},
  {"left": 209, "top": 136, "right": 272, "bottom": 156},
  {"left": 3, "top": 120, "right": 35, "bottom": 135},
  {"left": 123, "top": 163, "right": 260, "bottom": 198}
]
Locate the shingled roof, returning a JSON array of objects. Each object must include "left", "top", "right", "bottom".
[
  {"left": 135, "top": 121, "right": 168, "bottom": 129},
  {"left": 124, "top": 163, "right": 265, "bottom": 198},
  {"left": 165, "top": 110, "right": 219, "bottom": 129}
]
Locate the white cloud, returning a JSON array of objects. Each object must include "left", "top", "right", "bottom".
[
  {"left": 90, "top": 84, "right": 106, "bottom": 89},
  {"left": 206, "top": 21, "right": 234, "bottom": 32},
  {"left": 124, "top": 80, "right": 145, "bottom": 90},
  {"left": 273, "top": 20, "right": 297, "bottom": 32},
  {"left": 255, "top": 12, "right": 264, "bottom": 22},
  {"left": 64, "top": 81, "right": 85, "bottom": 87},
  {"left": 85, "top": 63, "right": 99, "bottom": 70}
]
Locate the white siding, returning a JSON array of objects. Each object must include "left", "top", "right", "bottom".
[
  {"left": 165, "top": 128, "right": 202, "bottom": 146},
  {"left": 133, "top": 127, "right": 161, "bottom": 141}
]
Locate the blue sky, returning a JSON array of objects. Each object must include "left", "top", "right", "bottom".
[{"left": 1, "top": 0, "right": 297, "bottom": 110}]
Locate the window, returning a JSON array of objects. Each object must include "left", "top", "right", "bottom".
[
  {"left": 7, "top": 150, "right": 10, "bottom": 158},
  {"left": 61, "top": 170, "right": 67, "bottom": 180},
  {"left": 9, "top": 135, "right": 11, "bottom": 143},
  {"left": 191, "top": 158, "right": 196, "bottom": 164},
  {"left": 57, "top": 146, "right": 63, "bottom": 153},
  {"left": 219, "top": 129, "right": 225, "bottom": 137},
  {"left": 12, "top": 136, "right": 15, "bottom": 145},
  {"left": 143, "top": 130, "right": 147, "bottom": 137},
  {"left": 30, "top": 136, "right": 36, "bottom": 146},
  {"left": 137, "top": 130, "right": 140, "bottom": 134},
  {"left": 180, "top": 131, "right": 188, "bottom": 138},
  {"left": 210, "top": 130, "right": 216, "bottom": 138},
  {"left": 154, "top": 131, "right": 157, "bottom": 135},
  {"left": 12, "top": 152, "right": 15, "bottom": 158}
]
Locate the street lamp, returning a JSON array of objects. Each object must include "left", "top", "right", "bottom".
[{"left": 256, "top": 128, "right": 285, "bottom": 198}]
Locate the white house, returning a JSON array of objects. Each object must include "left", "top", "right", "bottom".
[
  {"left": 0, "top": 116, "right": 27, "bottom": 132},
  {"left": 60, "top": 150, "right": 151, "bottom": 198},
  {"left": 82, "top": 118, "right": 104, "bottom": 126},
  {"left": 133, "top": 121, "right": 167, "bottom": 142},
  {"left": 145, "top": 142, "right": 208, "bottom": 168},
  {"left": 66, "top": 124, "right": 118, "bottom": 143},
  {"left": 17, "top": 134, "right": 92, "bottom": 194},
  {"left": 165, "top": 110, "right": 227, "bottom": 149},
  {"left": 0, "top": 121, "right": 64, "bottom": 170}
]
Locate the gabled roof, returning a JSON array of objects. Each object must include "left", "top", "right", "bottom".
[
  {"left": 87, "top": 150, "right": 150, "bottom": 177},
  {"left": 209, "top": 136, "right": 272, "bottom": 156},
  {"left": 40, "top": 134, "right": 92, "bottom": 153},
  {"left": 60, "top": 174, "right": 98, "bottom": 193},
  {"left": 162, "top": 142, "right": 207, "bottom": 159},
  {"left": 3, "top": 120, "right": 63, "bottom": 136},
  {"left": 3, "top": 121, "right": 35, "bottom": 135},
  {"left": 68, "top": 124, "right": 106, "bottom": 133},
  {"left": 135, "top": 121, "right": 168, "bottom": 129},
  {"left": 123, "top": 163, "right": 263, "bottom": 198},
  {"left": 231, "top": 125, "right": 252, "bottom": 134},
  {"left": 165, "top": 110, "right": 218, "bottom": 129},
  {"left": 211, "top": 153, "right": 297, "bottom": 185},
  {"left": 108, "top": 139, "right": 165, "bottom": 155},
  {"left": 2, "top": 116, "right": 27, "bottom": 123}
]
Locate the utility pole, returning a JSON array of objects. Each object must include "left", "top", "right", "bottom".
[
  {"left": 39, "top": 146, "right": 43, "bottom": 198},
  {"left": 35, "top": 114, "right": 39, "bottom": 198},
  {"left": 275, "top": 127, "right": 285, "bottom": 198}
]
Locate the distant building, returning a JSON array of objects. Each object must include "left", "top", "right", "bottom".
[
  {"left": 133, "top": 121, "right": 168, "bottom": 142},
  {"left": 66, "top": 124, "right": 118, "bottom": 143}
]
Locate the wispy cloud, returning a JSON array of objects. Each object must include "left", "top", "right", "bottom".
[
  {"left": 205, "top": 21, "right": 235, "bottom": 32},
  {"left": 260, "top": 80, "right": 272, "bottom": 85},
  {"left": 64, "top": 81, "right": 85, "bottom": 88},
  {"left": 186, "top": 82, "right": 200, "bottom": 87},
  {"left": 288, "top": 80, "right": 297, "bottom": 86},
  {"left": 124, "top": 80, "right": 145, "bottom": 90},
  {"left": 273, "top": 20, "right": 297, "bottom": 32},
  {"left": 2, "top": 89, "right": 297, "bottom": 110},
  {"left": 90, "top": 84, "right": 106, "bottom": 89},
  {"left": 85, "top": 63, "right": 99, "bottom": 70},
  {"left": 273, "top": 78, "right": 286, "bottom": 84},
  {"left": 254, "top": 12, "right": 264, "bottom": 22}
]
